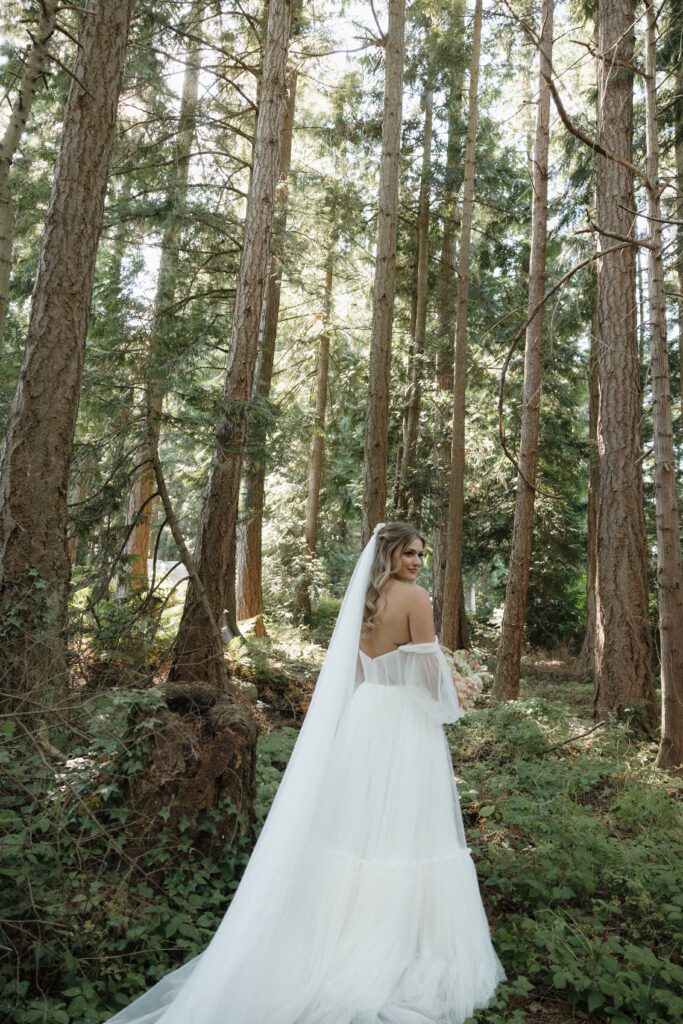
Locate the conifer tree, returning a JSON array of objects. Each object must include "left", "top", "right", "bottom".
[
  {"left": 592, "top": 0, "right": 655, "bottom": 725},
  {"left": 441, "top": 0, "right": 482, "bottom": 652},
  {"left": 493, "top": 0, "right": 554, "bottom": 700},
  {"left": 0, "top": 0, "right": 133, "bottom": 708},
  {"left": 169, "top": 0, "right": 293, "bottom": 684},
  {"left": 0, "top": 0, "right": 58, "bottom": 354},
  {"left": 118, "top": 0, "right": 206, "bottom": 599},
  {"left": 362, "top": 0, "right": 406, "bottom": 542}
]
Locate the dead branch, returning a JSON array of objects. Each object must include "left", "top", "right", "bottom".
[
  {"left": 145, "top": 396, "right": 229, "bottom": 690},
  {"left": 541, "top": 720, "right": 607, "bottom": 753}
]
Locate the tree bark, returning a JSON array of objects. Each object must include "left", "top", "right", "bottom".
[
  {"left": 435, "top": 7, "right": 465, "bottom": 394},
  {"left": 440, "top": 0, "right": 483, "bottom": 652},
  {"left": 0, "top": 0, "right": 58, "bottom": 355},
  {"left": 296, "top": 250, "right": 334, "bottom": 619},
  {"left": 305, "top": 256, "right": 333, "bottom": 556},
  {"left": 393, "top": 249, "right": 418, "bottom": 512},
  {"left": 492, "top": 0, "right": 553, "bottom": 700},
  {"left": 118, "top": 0, "right": 205, "bottom": 599},
  {"left": 433, "top": 20, "right": 466, "bottom": 632},
  {"left": 169, "top": 0, "right": 292, "bottom": 684},
  {"left": 362, "top": 0, "right": 406, "bottom": 544},
  {"left": 675, "top": 62, "right": 683, "bottom": 457},
  {"left": 396, "top": 88, "right": 432, "bottom": 522},
  {"left": 149, "top": 406, "right": 229, "bottom": 692},
  {"left": 0, "top": 0, "right": 133, "bottom": 709},
  {"left": 592, "top": 0, "right": 655, "bottom": 726},
  {"left": 73, "top": 173, "right": 132, "bottom": 572},
  {"left": 580, "top": 307, "right": 600, "bottom": 674},
  {"left": 643, "top": 0, "right": 683, "bottom": 768},
  {"left": 236, "top": 68, "right": 298, "bottom": 634}
]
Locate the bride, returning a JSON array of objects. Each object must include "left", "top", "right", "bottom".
[{"left": 105, "top": 521, "right": 507, "bottom": 1024}]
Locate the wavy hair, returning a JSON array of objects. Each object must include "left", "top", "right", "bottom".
[{"left": 361, "top": 521, "right": 426, "bottom": 636}]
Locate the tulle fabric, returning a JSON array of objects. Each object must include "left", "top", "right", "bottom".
[
  {"left": 264, "top": 642, "right": 508, "bottom": 1024},
  {"left": 103, "top": 540, "right": 506, "bottom": 1024},
  {"left": 368, "top": 641, "right": 464, "bottom": 725}
]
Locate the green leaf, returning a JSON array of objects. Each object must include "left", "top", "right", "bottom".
[{"left": 0, "top": 809, "right": 22, "bottom": 829}]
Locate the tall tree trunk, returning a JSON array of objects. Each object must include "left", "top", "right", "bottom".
[
  {"left": 305, "top": 256, "right": 333, "bottom": 556},
  {"left": 0, "top": 0, "right": 58, "bottom": 356},
  {"left": 393, "top": 250, "right": 418, "bottom": 511},
  {"left": 396, "top": 88, "right": 432, "bottom": 522},
  {"left": 433, "top": 23, "right": 466, "bottom": 632},
  {"left": 643, "top": 0, "right": 683, "bottom": 768},
  {"left": 296, "top": 250, "right": 334, "bottom": 619},
  {"left": 592, "top": 0, "right": 655, "bottom": 726},
  {"left": 580, "top": 307, "right": 600, "bottom": 674},
  {"left": 76, "top": 173, "right": 132, "bottom": 572},
  {"left": 236, "top": 68, "right": 298, "bottom": 634},
  {"left": 362, "top": 0, "right": 406, "bottom": 543},
  {"left": 636, "top": 248, "right": 647, "bottom": 376},
  {"left": 118, "top": 0, "right": 205, "bottom": 599},
  {"left": 169, "top": 0, "right": 292, "bottom": 685},
  {"left": 0, "top": 0, "right": 133, "bottom": 709},
  {"left": 492, "top": 0, "right": 553, "bottom": 700},
  {"left": 440, "top": 0, "right": 483, "bottom": 651},
  {"left": 675, "top": 63, "right": 683, "bottom": 456}
]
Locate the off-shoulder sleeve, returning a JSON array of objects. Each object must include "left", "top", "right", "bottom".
[{"left": 398, "top": 640, "right": 463, "bottom": 724}]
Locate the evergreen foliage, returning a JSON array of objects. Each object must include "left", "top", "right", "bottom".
[{"left": 1, "top": 0, "right": 682, "bottom": 1018}]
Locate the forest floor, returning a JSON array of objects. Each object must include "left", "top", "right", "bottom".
[
  {"left": 518, "top": 649, "right": 597, "bottom": 727},
  {"left": 227, "top": 627, "right": 678, "bottom": 1024},
  {"left": 5, "top": 621, "right": 680, "bottom": 1024}
]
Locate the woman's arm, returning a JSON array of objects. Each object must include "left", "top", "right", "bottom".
[{"left": 407, "top": 586, "right": 436, "bottom": 644}]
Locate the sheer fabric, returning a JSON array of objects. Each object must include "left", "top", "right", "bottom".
[
  {"left": 103, "top": 536, "right": 506, "bottom": 1024},
  {"left": 358, "top": 641, "right": 464, "bottom": 723}
]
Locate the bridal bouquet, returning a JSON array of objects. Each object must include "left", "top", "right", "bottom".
[{"left": 440, "top": 646, "right": 492, "bottom": 712}]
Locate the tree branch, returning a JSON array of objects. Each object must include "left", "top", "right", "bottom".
[
  {"left": 493, "top": 0, "right": 651, "bottom": 186},
  {"left": 498, "top": 242, "right": 635, "bottom": 493},
  {"left": 541, "top": 719, "right": 607, "bottom": 754},
  {"left": 145, "top": 398, "right": 229, "bottom": 690},
  {"left": 543, "top": 70, "right": 649, "bottom": 186}
]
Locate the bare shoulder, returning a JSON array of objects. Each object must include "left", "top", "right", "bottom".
[
  {"left": 382, "top": 580, "right": 433, "bottom": 616},
  {"left": 405, "top": 584, "right": 432, "bottom": 606},
  {"left": 401, "top": 585, "right": 432, "bottom": 606},
  {"left": 405, "top": 584, "right": 435, "bottom": 643}
]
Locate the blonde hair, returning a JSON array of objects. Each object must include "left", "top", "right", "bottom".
[{"left": 361, "top": 522, "right": 426, "bottom": 636}]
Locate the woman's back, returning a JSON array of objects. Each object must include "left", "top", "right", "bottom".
[{"left": 359, "top": 578, "right": 435, "bottom": 658}]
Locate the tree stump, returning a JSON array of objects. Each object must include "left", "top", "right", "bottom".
[{"left": 126, "top": 683, "right": 258, "bottom": 859}]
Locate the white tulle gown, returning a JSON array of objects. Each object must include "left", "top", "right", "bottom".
[
  {"left": 262, "top": 641, "right": 507, "bottom": 1024},
  {"left": 105, "top": 637, "right": 506, "bottom": 1024}
]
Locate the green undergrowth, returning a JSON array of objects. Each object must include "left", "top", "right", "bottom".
[
  {"left": 1, "top": 691, "right": 254, "bottom": 1024},
  {"left": 1, "top": 684, "right": 681, "bottom": 1024},
  {"left": 226, "top": 622, "right": 326, "bottom": 690},
  {"left": 449, "top": 698, "right": 683, "bottom": 1023}
]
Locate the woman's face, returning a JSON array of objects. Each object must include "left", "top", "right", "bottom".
[{"left": 391, "top": 536, "right": 425, "bottom": 581}]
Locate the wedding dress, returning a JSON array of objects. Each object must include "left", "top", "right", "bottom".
[{"left": 104, "top": 528, "right": 506, "bottom": 1024}]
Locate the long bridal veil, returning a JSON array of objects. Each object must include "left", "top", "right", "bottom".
[{"left": 105, "top": 525, "right": 385, "bottom": 1024}]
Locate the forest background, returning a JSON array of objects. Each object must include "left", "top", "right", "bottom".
[{"left": 0, "top": 0, "right": 682, "bottom": 1022}]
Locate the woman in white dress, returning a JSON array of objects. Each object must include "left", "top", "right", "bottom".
[{"left": 105, "top": 522, "right": 506, "bottom": 1024}]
